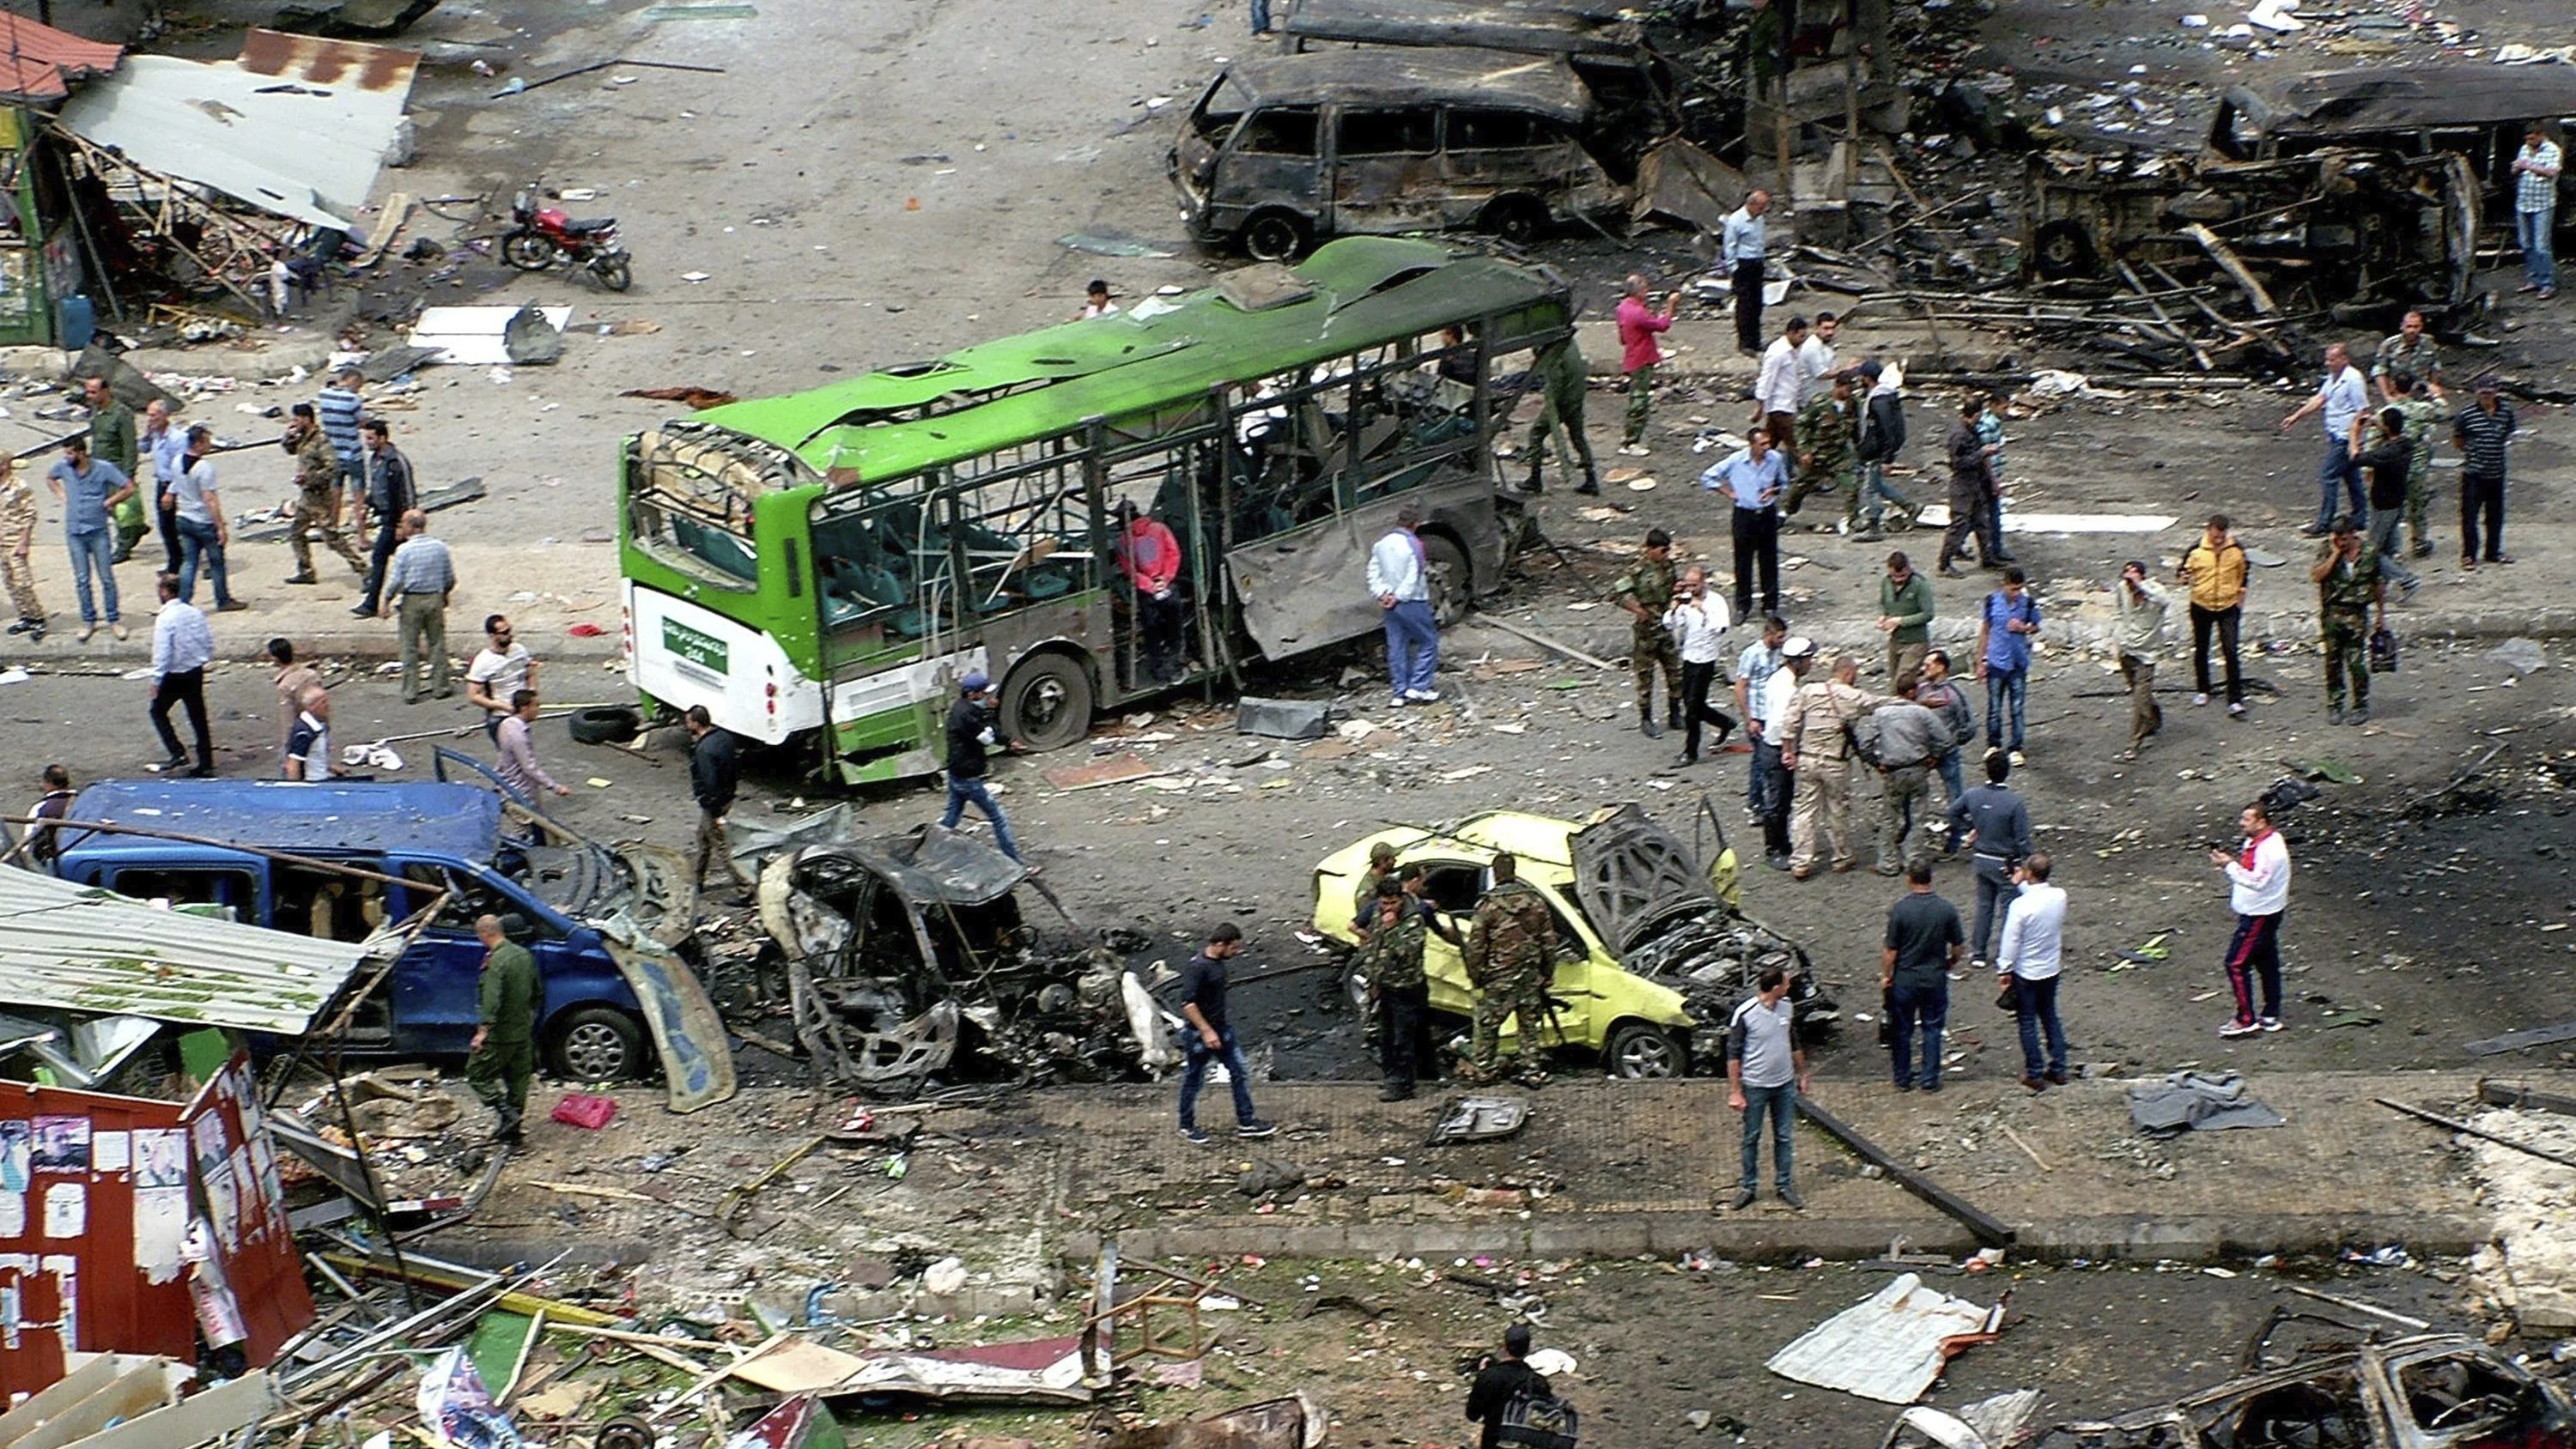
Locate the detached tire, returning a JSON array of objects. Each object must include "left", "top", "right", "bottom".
[
  {"left": 1604, "top": 1021, "right": 1687, "bottom": 1080},
  {"left": 1421, "top": 532, "right": 1472, "bottom": 628},
  {"left": 549, "top": 1006, "right": 647, "bottom": 1081},
  {"left": 1000, "top": 652, "right": 1095, "bottom": 752},
  {"left": 568, "top": 706, "right": 642, "bottom": 745}
]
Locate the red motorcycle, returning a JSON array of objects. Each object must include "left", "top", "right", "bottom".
[{"left": 501, "top": 185, "right": 632, "bottom": 291}]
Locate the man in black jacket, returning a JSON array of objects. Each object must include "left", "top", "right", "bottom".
[
  {"left": 351, "top": 419, "right": 413, "bottom": 618},
  {"left": 2351, "top": 407, "right": 2421, "bottom": 601},
  {"left": 1852, "top": 360, "right": 1911, "bottom": 542},
  {"left": 941, "top": 671, "right": 1030, "bottom": 865},
  {"left": 683, "top": 705, "right": 742, "bottom": 893},
  {"left": 1465, "top": 1324, "right": 1553, "bottom": 1449}
]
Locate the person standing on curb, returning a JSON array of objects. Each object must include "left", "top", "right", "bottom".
[
  {"left": 283, "top": 403, "right": 367, "bottom": 585},
  {"left": 1664, "top": 565, "right": 1736, "bottom": 769},
  {"left": 2212, "top": 798, "right": 2291, "bottom": 1038},
  {"left": 1701, "top": 427, "right": 1786, "bottom": 621},
  {"left": 1, "top": 455, "right": 42, "bottom": 642},
  {"left": 1947, "top": 750, "right": 2032, "bottom": 970},
  {"left": 1995, "top": 852, "right": 2069, "bottom": 1091},
  {"left": 2113, "top": 561, "right": 2170, "bottom": 762},
  {"left": 1176, "top": 922, "right": 1278, "bottom": 1143},
  {"left": 2353, "top": 407, "right": 2422, "bottom": 603},
  {"left": 940, "top": 671, "right": 1030, "bottom": 864},
  {"left": 1726, "top": 963, "right": 1808, "bottom": 1210},
  {"left": 1876, "top": 549, "right": 1933, "bottom": 694},
  {"left": 1974, "top": 566, "right": 2041, "bottom": 765},
  {"left": 382, "top": 509, "right": 454, "bottom": 704},
  {"left": 466, "top": 615, "right": 538, "bottom": 744},
  {"left": 1722, "top": 191, "right": 1771, "bottom": 356},
  {"left": 353, "top": 419, "right": 413, "bottom": 618},
  {"left": 1612, "top": 528, "right": 1681, "bottom": 739},
  {"left": 2512, "top": 121, "right": 2561, "bottom": 300},
  {"left": 1780, "top": 654, "right": 1901, "bottom": 879},
  {"left": 2280, "top": 341, "right": 2370, "bottom": 537},
  {"left": 1523, "top": 330, "right": 1600, "bottom": 496},
  {"left": 2310, "top": 515, "right": 2384, "bottom": 727},
  {"left": 1868, "top": 694, "right": 1949, "bottom": 877},
  {"left": 147, "top": 572, "right": 216, "bottom": 777},
  {"left": 1616, "top": 275, "right": 1678, "bottom": 456},
  {"left": 46, "top": 435, "right": 133, "bottom": 643},
  {"left": 172, "top": 426, "right": 243, "bottom": 613},
  {"left": 2453, "top": 378, "right": 2517, "bottom": 567},
  {"left": 1465, "top": 1325, "right": 1553, "bottom": 1449},
  {"left": 2178, "top": 514, "right": 2249, "bottom": 716},
  {"left": 1370, "top": 506, "right": 1440, "bottom": 706},
  {"left": 1881, "top": 861, "right": 1965, "bottom": 1093},
  {"left": 1853, "top": 360, "right": 1911, "bottom": 540},
  {"left": 1753, "top": 315, "right": 1807, "bottom": 474},
  {"left": 1935, "top": 396, "right": 1991, "bottom": 577},
  {"left": 683, "top": 704, "right": 742, "bottom": 893},
  {"left": 465, "top": 914, "right": 538, "bottom": 1143},
  {"left": 1913, "top": 649, "right": 1973, "bottom": 805},
  {"left": 1753, "top": 636, "right": 1813, "bottom": 870},
  {"left": 1356, "top": 876, "right": 1435, "bottom": 1101},
  {"left": 1463, "top": 852, "right": 1558, "bottom": 1087}
]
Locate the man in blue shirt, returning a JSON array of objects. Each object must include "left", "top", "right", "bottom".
[
  {"left": 1700, "top": 427, "right": 1786, "bottom": 620},
  {"left": 1721, "top": 189, "right": 1771, "bottom": 355},
  {"left": 147, "top": 572, "right": 216, "bottom": 776},
  {"left": 44, "top": 436, "right": 135, "bottom": 643},
  {"left": 1974, "top": 566, "right": 2040, "bottom": 763},
  {"left": 2278, "top": 342, "right": 2369, "bottom": 537}
]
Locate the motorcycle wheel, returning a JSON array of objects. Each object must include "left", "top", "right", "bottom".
[
  {"left": 594, "top": 254, "right": 633, "bottom": 292},
  {"left": 501, "top": 231, "right": 553, "bottom": 270}
]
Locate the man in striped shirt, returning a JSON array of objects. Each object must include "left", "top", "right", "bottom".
[
  {"left": 315, "top": 366, "right": 367, "bottom": 510},
  {"left": 2451, "top": 379, "right": 2516, "bottom": 567}
]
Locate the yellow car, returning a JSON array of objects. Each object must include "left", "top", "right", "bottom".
[{"left": 1310, "top": 800, "right": 1829, "bottom": 1078}]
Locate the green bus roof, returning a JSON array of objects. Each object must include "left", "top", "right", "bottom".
[{"left": 687, "top": 237, "right": 1568, "bottom": 491}]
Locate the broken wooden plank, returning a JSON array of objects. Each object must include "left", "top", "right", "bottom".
[
  {"left": 2463, "top": 1018, "right": 2576, "bottom": 1057},
  {"left": 2116, "top": 260, "right": 2214, "bottom": 372},
  {"left": 2376, "top": 1097, "right": 2576, "bottom": 1171},
  {"left": 1479, "top": 615, "right": 1615, "bottom": 670},
  {"left": 2182, "top": 223, "right": 2281, "bottom": 316},
  {"left": 2276, "top": 1283, "right": 2431, "bottom": 1331},
  {"left": 2478, "top": 1080, "right": 2576, "bottom": 1116},
  {"left": 1795, "top": 1096, "right": 2015, "bottom": 1246}
]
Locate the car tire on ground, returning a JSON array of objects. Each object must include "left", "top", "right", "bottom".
[
  {"left": 1243, "top": 209, "right": 1311, "bottom": 264},
  {"left": 568, "top": 705, "right": 644, "bottom": 745},
  {"left": 1603, "top": 1020, "right": 1688, "bottom": 1080},
  {"left": 548, "top": 1006, "right": 647, "bottom": 1081},
  {"left": 1421, "top": 532, "right": 1472, "bottom": 627},
  {"left": 1000, "top": 652, "right": 1095, "bottom": 752}
]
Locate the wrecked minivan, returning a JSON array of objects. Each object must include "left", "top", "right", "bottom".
[
  {"left": 2209, "top": 65, "right": 2576, "bottom": 232},
  {"left": 1170, "top": 46, "right": 1621, "bottom": 260}
]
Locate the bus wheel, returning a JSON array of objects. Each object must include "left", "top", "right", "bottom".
[
  {"left": 2032, "top": 220, "right": 2097, "bottom": 281},
  {"left": 1000, "top": 653, "right": 1094, "bottom": 752},
  {"left": 1243, "top": 209, "right": 1310, "bottom": 264},
  {"left": 1422, "top": 533, "right": 1472, "bottom": 627},
  {"left": 1482, "top": 196, "right": 1548, "bottom": 247}
]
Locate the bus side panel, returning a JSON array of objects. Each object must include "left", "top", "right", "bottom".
[
  {"left": 627, "top": 582, "right": 824, "bottom": 744},
  {"left": 823, "top": 646, "right": 986, "bottom": 783},
  {"left": 1224, "top": 470, "right": 1500, "bottom": 659}
]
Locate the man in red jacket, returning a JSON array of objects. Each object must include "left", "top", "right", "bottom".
[{"left": 1115, "top": 498, "right": 1186, "bottom": 684}]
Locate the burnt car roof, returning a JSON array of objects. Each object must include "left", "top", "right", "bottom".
[
  {"left": 1223, "top": 46, "right": 1593, "bottom": 121},
  {"left": 798, "top": 824, "right": 1030, "bottom": 910},
  {"left": 1282, "top": 0, "right": 1643, "bottom": 58},
  {"left": 2224, "top": 65, "right": 2576, "bottom": 135}
]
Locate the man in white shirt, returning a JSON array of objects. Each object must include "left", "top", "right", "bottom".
[
  {"left": 1662, "top": 566, "right": 1735, "bottom": 769},
  {"left": 1752, "top": 316, "right": 1808, "bottom": 475},
  {"left": 1367, "top": 506, "right": 1437, "bottom": 709},
  {"left": 2210, "top": 798, "right": 2292, "bottom": 1037},
  {"left": 1753, "top": 636, "right": 1814, "bottom": 870},
  {"left": 1794, "top": 312, "right": 1840, "bottom": 409},
  {"left": 170, "top": 426, "right": 242, "bottom": 611},
  {"left": 465, "top": 614, "right": 539, "bottom": 743},
  {"left": 1723, "top": 962, "right": 1807, "bottom": 1210},
  {"left": 283, "top": 685, "right": 338, "bottom": 781},
  {"left": 147, "top": 572, "right": 216, "bottom": 776},
  {"left": 1995, "top": 852, "right": 2069, "bottom": 1089},
  {"left": 2277, "top": 342, "right": 2369, "bottom": 538}
]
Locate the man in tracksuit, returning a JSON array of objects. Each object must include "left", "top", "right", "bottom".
[
  {"left": 941, "top": 671, "right": 1028, "bottom": 864},
  {"left": 2210, "top": 798, "right": 2292, "bottom": 1037},
  {"left": 1945, "top": 749, "right": 2032, "bottom": 969}
]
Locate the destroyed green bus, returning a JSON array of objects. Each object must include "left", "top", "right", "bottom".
[{"left": 616, "top": 238, "right": 1571, "bottom": 784}]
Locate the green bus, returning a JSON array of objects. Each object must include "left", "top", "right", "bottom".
[{"left": 617, "top": 237, "right": 1573, "bottom": 784}]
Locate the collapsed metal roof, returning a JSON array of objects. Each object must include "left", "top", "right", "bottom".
[
  {"left": 56, "top": 30, "right": 418, "bottom": 229},
  {"left": 1222, "top": 46, "right": 1593, "bottom": 120},
  {"left": 0, "top": 865, "right": 383, "bottom": 1035},
  {"left": 2225, "top": 64, "right": 2576, "bottom": 135}
]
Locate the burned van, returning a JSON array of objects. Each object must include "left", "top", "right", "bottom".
[
  {"left": 2209, "top": 65, "right": 2576, "bottom": 227},
  {"left": 1170, "top": 46, "right": 1621, "bottom": 261}
]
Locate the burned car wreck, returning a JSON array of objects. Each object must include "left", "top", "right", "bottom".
[{"left": 747, "top": 816, "right": 1169, "bottom": 1089}]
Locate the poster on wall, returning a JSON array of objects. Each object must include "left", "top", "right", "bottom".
[{"left": 27, "top": 1119, "right": 87, "bottom": 1174}]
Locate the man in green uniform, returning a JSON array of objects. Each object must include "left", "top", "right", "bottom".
[
  {"left": 1356, "top": 877, "right": 1434, "bottom": 1100},
  {"left": 1350, "top": 840, "right": 1399, "bottom": 929},
  {"left": 83, "top": 376, "right": 143, "bottom": 562},
  {"left": 1613, "top": 528, "right": 1682, "bottom": 738},
  {"left": 1523, "top": 334, "right": 1601, "bottom": 496},
  {"left": 2309, "top": 515, "right": 2385, "bottom": 726},
  {"left": 466, "top": 913, "right": 539, "bottom": 1144},
  {"left": 283, "top": 403, "right": 368, "bottom": 584},
  {"left": 2386, "top": 373, "right": 2443, "bottom": 560},
  {"left": 1463, "top": 853, "right": 1560, "bottom": 1085},
  {"left": 1783, "top": 371, "right": 1857, "bottom": 525}
]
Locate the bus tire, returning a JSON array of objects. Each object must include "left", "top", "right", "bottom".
[
  {"left": 1242, "top": 209, "right": 1310, "bottom": 264},
  {"left": 548, "top": 1006, "right": 647, "bottom": 1081},
  {"left": 1421, "top": 532, "right": 1472, "bottom": 627},
  {"left": 1000, "top": 652, "right": 1094, "bottom": 753},
  {"left": 568, "top": 705, "right": 643, "bottom": 745},
  {"left": 2032, "top": 220, "right": 2096, "bottom": 281},
  {"left": 1482, "top": 196, "right": 1548, "bottom": 247}
]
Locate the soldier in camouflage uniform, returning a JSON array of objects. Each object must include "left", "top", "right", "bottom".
[
  {"left": 1, "top": 453, "right": 43, "bottom": 640},
  {"left": 1463, "top": 852, "right": 1560, "bottom": 1084},
  {"left": 1350, "top": 840, "right": 1399, "bottom": 930},
  {"left": 1354, "top": 876, "right": 1434, "bottom": 1100},
  {"left": 283, "top": 403, "right": 368, "bottom": 584},
  {"left": 1612, "top": 528, "right": 1682, "bottom": 738},
  {"left": 2310, "top": 515, "right": 2384, "bottom": 725},
  {"left": 1782, "top": 371, "right": 1858, "bottom": 526},
  {"left": 2386, "top": 373, "right": 2443, "bottom": 560}
]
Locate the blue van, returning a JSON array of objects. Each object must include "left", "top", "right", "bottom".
[{"left": 46, "top": 772, "right": 734, "bottom": 1110}]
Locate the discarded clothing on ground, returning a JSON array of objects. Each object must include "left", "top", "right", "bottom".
[
  {"left": 1765, "top": 1272, "right": 2003, "bottom": 1404},
  {"left": 2128, "top": 1070, "right": 2286, "bottom": 1137}
]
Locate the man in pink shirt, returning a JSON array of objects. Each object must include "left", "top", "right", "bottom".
[
  {"left": 1115, "top": 498, "right": 1187, "bottom": 684},
  {"left": 1617, "top": 274, "right": 1679, "bottom": 456}
]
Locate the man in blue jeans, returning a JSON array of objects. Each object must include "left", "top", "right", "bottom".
[
  {"left": 2278, "top": 342, "right": 2370, "bottom": 536},
  {"left": 941, "top": 671, "right": 1030, "bottom": 865},
  {"left": 44, "top": 436, "right": 135, "bottom": 643},
  {"left": 1881, "top": 861, "right": 1964, "bottom": 1092},
  {"left": 1176, "top": 922, "right": 1279, "bottom": 1144},
  {"left": 1994, "top": 852, "right": 2069, "bottom": 1091},
  {"left": 1974, "top": 566, "right": 2040, "bottom": 763},
  {"left": 1369, "top": 506, "right": 1440, "bottom": 707},
  {"left": 2513, "top": 121, "right": 2561, "bottom": 300},
  {"left": 1725, "top": 963, "right": 1808, "bottom": 1210}
]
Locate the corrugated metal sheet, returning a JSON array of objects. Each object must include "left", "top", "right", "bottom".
[
  {"left": 0, "top": 866, "right": 378, "bottom": 1034},
  {"left": 57, "top": 44, "right": 416, "bottom": 229},
  {"left": 0, "top": 14, "right": 124, "bottom": 104},
  {"left": 235, "top": 28, "right": 419, "bottom": 94}
]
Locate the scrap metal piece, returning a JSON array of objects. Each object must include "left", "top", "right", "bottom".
[
  {"left": 2465, "top": 1021, "right": 2576, "bottom": 1057},
  {"left": 1427, "top": 1094, "right": 1527, "bottom": 1146},
  {"left": 1795, "top": 1097, "right": 2016, "bottom": 1246},
  {"left": 1237, "top": 697, "right": 1332, "bottom": 741},
  {"left": 1766, "top": 1273, "right": 2006, "bottom": 1404},
  {"left": 2379, "top": 1096, "right": 2576, "bottom": 1171}
]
